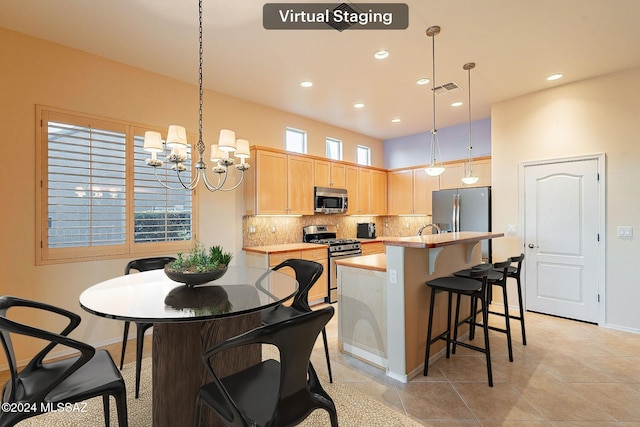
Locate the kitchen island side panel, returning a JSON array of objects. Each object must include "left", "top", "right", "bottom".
[{"left": 386, "top": 243, "right": 482, "bottom": 381}]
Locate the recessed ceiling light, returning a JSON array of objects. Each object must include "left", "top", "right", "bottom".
[
  {"left": 300, "top": 81, "right": 313, "bottom": 88},
  {"left": 451, "top": 101, "right": 463, "bottom": 107},
  {"left": 416, "top": 78, "right": 430, "bottom": 85},
  {"left": 353, "top": 103, "right": 365, "bottom": 109},
  {"left": 547, "top": 73, "right": 563, "bottom": 81},
  {"left": 374, "top": 50, "right": 389, "bottom": 59},
  {"left": 391, "top": 118, "right": 401, "bottom": 123}
]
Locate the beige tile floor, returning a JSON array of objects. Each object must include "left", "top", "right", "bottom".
[
  {"left": 310, "top": 304, "right": 640, "bottom": 426},
  {"left": 10, "top": 304, "right": 638, "bottom": 426}
]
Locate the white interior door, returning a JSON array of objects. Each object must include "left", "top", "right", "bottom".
[{"left": 522, "top": 157, "right": 602, "bottom": 323}]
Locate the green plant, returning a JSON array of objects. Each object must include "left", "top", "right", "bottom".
[{"left": 167, "top": 242, "right": 233, "bottom": 273}]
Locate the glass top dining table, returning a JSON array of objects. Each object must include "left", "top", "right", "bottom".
[
  {"left": 79, "top": 266, "right": 298, "bottom": 323},
  {"left": 79, "top": 266, "right": 298, "bottom": 427}
]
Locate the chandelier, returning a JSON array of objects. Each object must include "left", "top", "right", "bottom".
[
  {"left": 143, "top": 0, "right": 250, "bottom": 191},
  {"left": 461, "top": 62, "right": 479, "bottom": 185},
  {"left": 424, "top": 26, "right": 445, "bottom": 177}
]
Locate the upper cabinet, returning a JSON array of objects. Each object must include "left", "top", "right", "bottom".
[
  {"left": 314, "top": 160, "right": 346, "bottom": 188},
  {"left": 388, "top": 157, "right": 490, "bottom": 215},
  {"left": 469, "top": 158, "right": 491, "bottom": 187},
  {"left": 244, "top": 149, "right": 287, "bottom": 215},
  {"left": 351, "top": 168, "right": 387, "bottom": 215},
  {"left": 413, "top": 168, "right": 440, "bottom": 214},
  {"left": 345, "top": 165, "right": 359, "bottom": 215},
  {"left": 245, "top": 147, "right": 387, "bottom": 216},
  {"left": 370, "top": 170, "right": 388, "bottom": 215},
  {"left": 288, "top": 155, "right": 315, "bottom": 214},
  {"left": 245, "top": 148, "right": 314, "bottom": 215},
  {"left": 388, "top": 168, "right": 439, "bottom": 215},
  {"left": 439, "top": 157, "right": 491, "bottom": 189}
]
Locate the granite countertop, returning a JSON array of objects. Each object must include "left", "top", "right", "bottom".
[
  {"left": 335, "top": 253, "right": 386, "bottom": 272},
  {"left": 381, "top": 231, "right": 504, "bottom": 248},
  {"left": 242, "top": 242, "right": 327, "bottom": 254}
]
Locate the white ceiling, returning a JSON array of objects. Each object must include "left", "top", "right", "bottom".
[{"left": 1, "top": 0, "right": 639, "bottom": 140}]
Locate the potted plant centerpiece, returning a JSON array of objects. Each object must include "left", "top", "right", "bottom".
[{"left": 164, "top": 242, "right": 233, "bottom": 288}]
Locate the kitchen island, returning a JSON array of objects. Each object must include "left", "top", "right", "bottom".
[
  {"left": 335, "top": 254, "right": 388, "bottom": 368},
  {"left": 336, "top": 232, "right": 503, "bottom": 383}
]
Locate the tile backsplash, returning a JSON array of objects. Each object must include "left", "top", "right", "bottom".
[{"left": 242, "top": 214, "right": 435, "bottom": 247}]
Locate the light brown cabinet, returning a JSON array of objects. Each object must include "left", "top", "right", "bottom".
[
  {"left": 413, "top": 168, "right": 440, "bottom": 214},
  {"left": 314, "top": 160, "right": 346, "bottom": 188},
  {"left": 439, "top": 157, "right": 491, "bottom": 190},
  {"left": 352, "top": 168, "right": 387, "bottom": 215},
  {"left": 370, "top": 170, "right": 388, "bottom": 215},
  {"left": 438, "top": 162, "right": 465, "bottom": 190},
  {"left": 300, "top": 248, "right": 329, "bottom": 302},
  {"left": 356, "top": 168, "right": 371, "bottom": 215},
  {"left": 287, "top": 154, "right": 314, "bottom": 215},
  {"left": 387, "top": 170, "right": 413, "bottom": 215},
  {"left": 246, "top": 147, "right": 388, "bottom": 216},
  {"left": 388, "top": 168, "right": 439, "bottom": 215},
  {"left": 361, "top": 241, "right": 385, "bottom": 255},
  {"left": 244, "top": 150, "right": 288, "bottom": 215},
  {"left": 345, "top": 165, "right": 359, "bottom": 215},
  {"left": 468, "top": 158, "right": 491, "bottom": 187},
  {"left": 245, "top": 148, "right": 314, "bottom": 215},
  {"left": 245, "top": 248, "right": 328, "bottom": 303}
]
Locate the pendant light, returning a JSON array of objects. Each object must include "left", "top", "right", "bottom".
[
  {"left": 424, "top": 25, "right": 445, "bottom": 177},
  {"left": 461, "top": 62, "right": 479, "bottom": 185}
]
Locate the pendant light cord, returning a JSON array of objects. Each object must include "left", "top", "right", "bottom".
[
  {"left": 431, "top": 30, "right": 436, "bottom": 139},
  {"left": 467, "top": 64, "right": 472, "bottom": 159}
]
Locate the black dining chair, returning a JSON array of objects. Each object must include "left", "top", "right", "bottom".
[
  {"left": 0, "top": 295, "right": 128, "bottom": 427},
  {"left": 261, "top": 259, "right": 333, "bottom": 383},
  {"left": 194, "top": 306, "right": 338, "bottom": 427},
  {"left": 120, "top": 256, "right": 175, "bottom": 398}
]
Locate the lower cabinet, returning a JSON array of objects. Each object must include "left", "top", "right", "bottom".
[
  {"left": 361, "top": 241, "right": 385, "bottom": 255},
  {"left": 244, "top": 248, "right": 328, "bottom": 304}
]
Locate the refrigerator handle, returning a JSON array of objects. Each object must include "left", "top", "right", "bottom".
[
  {"left": 451, "top": 195, "right": 456, "bottom": 231},
  {"left": 455, "top": 194, "right": 461, "bottom": 232}
]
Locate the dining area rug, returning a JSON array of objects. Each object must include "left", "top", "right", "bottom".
[{"left": 16, "top": 357, "right": 421, "bottom": 426}]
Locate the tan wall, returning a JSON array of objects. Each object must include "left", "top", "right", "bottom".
[
  {"left": 0, "top": 27, "right": 382, "bottom": 364},
  {"left": 491, "top": 67, "right": 640, "bottom": 331}
]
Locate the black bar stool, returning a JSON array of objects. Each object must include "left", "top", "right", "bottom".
[
  {"left": 454, "top": 260, "right": 513, "bottom": 362},
  {"left": 423, "top": 265, "right": 494, "bottom": 387},
  {"left": 495, "top": 254, "right": 526, "bottom": 345}
]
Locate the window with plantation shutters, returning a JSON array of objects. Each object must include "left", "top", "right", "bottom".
[
  {"left": 47, "top": 121, "right": 127, "bottom": 249},
  {"left": 133, "top": 134, "right": 192, "bottom": 243},
  {"left": 36, "top": 107, "right": 195, "bottom": 264}
]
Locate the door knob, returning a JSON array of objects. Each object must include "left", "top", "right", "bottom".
[{"left": 528, "top": 243, "right": 535, "bottom": 248}]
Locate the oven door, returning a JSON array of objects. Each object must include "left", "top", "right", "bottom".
[{"left": 328, "top": 249, "right": 362, "bottom": 303}]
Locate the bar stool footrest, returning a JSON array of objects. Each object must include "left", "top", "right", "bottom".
[{"left": 451, "top": 339, "right": 488, "bottom": 354}]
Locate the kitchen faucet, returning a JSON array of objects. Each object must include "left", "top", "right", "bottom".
[{"left": 417, "top": 223, "right": 441, "bottom": 236}]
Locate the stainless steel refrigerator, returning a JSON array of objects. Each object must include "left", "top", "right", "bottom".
[{"left": 432, "top": 186, "right": 492, "bottom": 262}]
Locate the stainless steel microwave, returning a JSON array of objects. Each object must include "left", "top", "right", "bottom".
[{"left": 314, "top": 187, "right": 347, "bottom": 214}]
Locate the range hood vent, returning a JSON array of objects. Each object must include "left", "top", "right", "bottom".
[{"left": 433, "top": 82, "right": 460, "bottom": 95}]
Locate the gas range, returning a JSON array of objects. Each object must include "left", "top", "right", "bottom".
[
  {"left": 302, "top": 225, "right": 362, "bottom": 255},
  {"left": 303, "top": 225, "right": 362, "bottom": 304}
]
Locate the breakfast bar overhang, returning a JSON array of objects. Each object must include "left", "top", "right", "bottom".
[{"left": 382, "top": 231, "right": 504, "bottom": 383}]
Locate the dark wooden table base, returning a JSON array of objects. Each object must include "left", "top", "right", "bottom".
[{"left": 152, "top": 313, "right": 261, "bottom": 427}]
